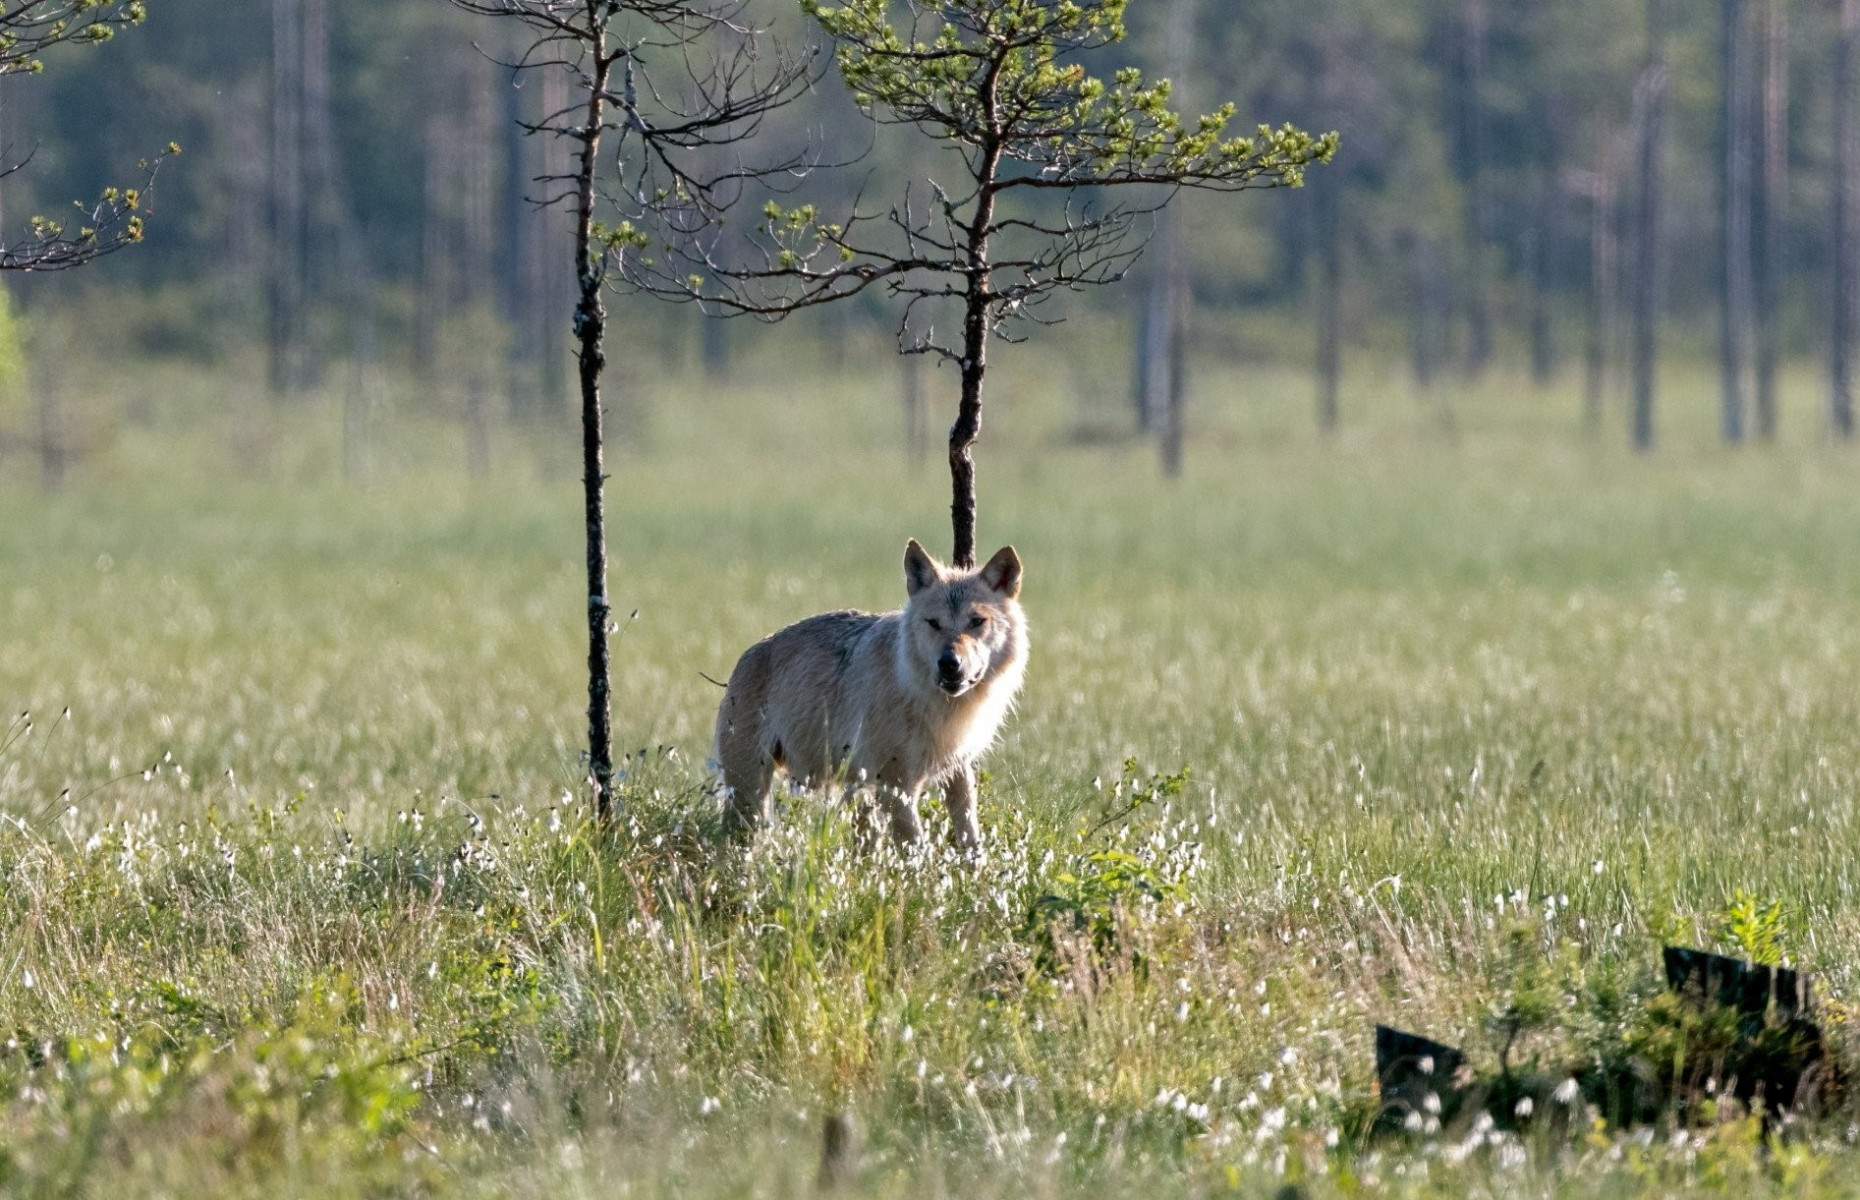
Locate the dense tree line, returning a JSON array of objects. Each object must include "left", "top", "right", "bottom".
[{"left": 9, "top": 0, "right": 1860, "bottom": 446}]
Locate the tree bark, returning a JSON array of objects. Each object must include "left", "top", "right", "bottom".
[
  {"left": 950, "top": 126, "right": 1001, "bottom": 571},
  {"left": 1632, "top": 0, "right": 1668, "bottom": 454},
  {"left": 571, "top": 39, "right": 618, "bottom": 821},
  {"left": 951, "top": 261, "right": 990, "bottom": 569},
  {"left": 1751, "top": 0, "right": 1787, "bottom": 441},
  {"left": 1315, "top": 177, "right": 1342, "bottom": 433},
  {"left": 1720, "top": 0, "right": 1753, "bottom": 444},
  {"left": 1835, "top": 0, "right": 1858, "bottom": 440}
]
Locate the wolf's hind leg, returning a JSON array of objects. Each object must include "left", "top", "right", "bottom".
[
  {"left": 943, "top": 764, "right": 981, "bottom": 854},
  {"left": 716, "top": 720, "right": 776, "bottom": 836}
]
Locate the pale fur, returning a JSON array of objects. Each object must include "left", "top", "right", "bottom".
[{"left": 713, "top": 541, "right": 1028, "bottom": 850}]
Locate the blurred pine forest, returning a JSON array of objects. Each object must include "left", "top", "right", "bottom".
[{"left": 1, "top": 0, "right": 1856, "bottom": 453}]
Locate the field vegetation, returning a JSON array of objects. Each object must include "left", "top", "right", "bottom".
[{"left": 4, "top": 338, "right": 1860, "bottom": 1195}]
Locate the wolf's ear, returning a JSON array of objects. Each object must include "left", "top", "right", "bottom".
[
  {"left": 904, "top": 539, "right": 941, "bottom": 596},
  {"left": 980, "top": 546, "right": 1022, "bottom": 599}
]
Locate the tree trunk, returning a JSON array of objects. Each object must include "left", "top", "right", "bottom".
[
  {"left": 1835, "top": 0, "right": 1857, "bottom": 440},
  {"left": 1751, "top": 0, "right": 1787, "bottom": 440},
  {"left": 1409, "top": 236, "right": 1445, "bottom": 391},
  {"left": 1315, "top": 178, "right": 1342, "bottom": 433},
  {"left": 1720, "top": 0, "right": 1753, "bottom": 444},
  {"left": 297, "top": 0, "right": 333, "bottom": 392},
  {"left": 1160, "top": 271, "right": 1188, "bottom": 477},
  {"left": 950, "top": 280, "right": 988, "bottom": 569},
  {"left": 1460, "top": 0, "right": 1493, "bottom": 376},
  {"left": 34, "top": 370, "right": 62, "bottom": 492},
  {"left": 463, "top": 59, "right": 498, "bottom": 478},
  {"left": 1132, "top": 220, "right": 1174, "bottom": 435},
  {"left": 1130, "top": 300, "right": 1153, "bottom": 432},
  {"left": 947, "top": 105, "right": 1002, "bottom": 571},
  {"left": 1529, "top": 169, "right": 1558, "bottom": 386},
  {"left": 1584, "top": 175, "right": 1619, "bottom": 436},
  {"left": 268, "top": 0, "right": 305, "bottom": 398},
  {"left": 570, "top": 43, "right": 618, "bottom": 822},
  {"left": 343, "top": 253, "right": 379, "bottom": 486},
  {"left": 223, "top": 78, "right": 268, "bottom": 364},
  {"left": 417, "top": 112, "right": 454, "bottom": 377},
  {"left": 1137, "top": 0, "right": 1197, "bottom": 443},
  {"left": 1632, "top": 0, "right": 1668, "bottom": 454},
  {"left": 1137, "top": 207, "right": 1185, "bottom": 445}
]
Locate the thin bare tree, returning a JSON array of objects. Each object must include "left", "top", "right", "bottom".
[
  {"left": 1719, "top": 0, "right": 1754, "bottom": 445},
  {"left": 1457, "top": 0, "right": 1492, "bottom": 377},
  {"left": 1140, "top": 0, "right": 1197, "bottom": 476},
  {"left": 447, "top": 0, "right": 814, "bottom": 822},
  {"left": 1314, "top": 170, "right": 1342, "bottom": 434},
  {"left": 1631, "top": 0, "right": 1668, "bottom": 454},
  {"left": 1835, "top": 0, "right": 1858, "bottom": 440},
  {"left": 1751, "top": 0, "right": 1787, "bottom": 440}
]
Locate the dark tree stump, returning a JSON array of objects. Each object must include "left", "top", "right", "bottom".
[{"left": 1374, "top": 1025, "right": 1469, "bottom": 1133}]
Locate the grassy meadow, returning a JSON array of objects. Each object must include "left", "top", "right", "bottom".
[{"left": 5, "top": 326, "right": 1860, "bottom": 1195}]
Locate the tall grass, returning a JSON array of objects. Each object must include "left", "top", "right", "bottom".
[{"left": 2, "top": 342, "right": 1859, "bottom": 1194}]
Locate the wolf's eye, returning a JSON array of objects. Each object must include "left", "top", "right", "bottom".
[
  {"left": 967, "top": 616, "right": 986, "bottom": 631},
  {"left": 924, "top": 619, "right": 943, "bottom": 633}
]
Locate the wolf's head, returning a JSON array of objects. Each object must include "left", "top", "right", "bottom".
[{"left": 901, "top": 539, "right": 1026, "bottom": 698}]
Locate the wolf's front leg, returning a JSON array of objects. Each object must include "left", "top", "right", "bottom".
[
  {"left": 944, "top": 764, "right": 981, "bottom": 854},
  {"left": 876, "top": 785, "right": 922, "bottom": 847},
  {"left": 848, "top": 784, "right": 921, "bottom": 850}
]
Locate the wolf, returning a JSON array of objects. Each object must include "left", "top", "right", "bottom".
[{"left": 713, "top": 539, "right": 1028, "bottom": 851}]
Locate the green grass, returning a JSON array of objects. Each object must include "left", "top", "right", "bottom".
[{"left": 5, "top": 337, "right": 1860, "bottom": 1195}]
